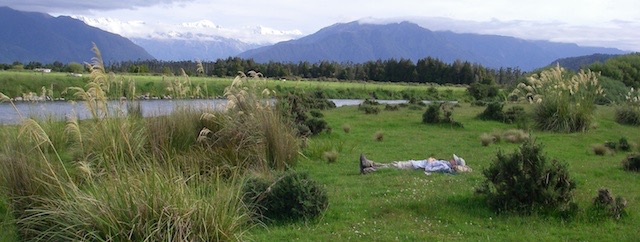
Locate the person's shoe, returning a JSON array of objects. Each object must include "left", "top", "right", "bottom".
[{"left": 360, "top": 154, "right": 374, "bottom": 174}]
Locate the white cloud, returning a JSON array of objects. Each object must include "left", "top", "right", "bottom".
[{"left": 1, "top": 0, "right": 638, "bottom": 50}]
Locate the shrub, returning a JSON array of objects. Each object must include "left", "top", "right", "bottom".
[
  {"left": 476, "top": 140, "right": 577, "bottom": 214},
  {"left": 243, "top": 171, "right": 328, "bottom": 223},
  {"left": 422, "top": 103, "right": 442, "bottom": 124},
  {"left": 305, "top": 117, "right": 329, "bottom": 135},
  {"left": 592, "top": 144, "right": 612, "bottom": 156},
  {"left": 619, "top": 137, "right": 631, "bottom": 151},
  {"left": 591, "top": 188, "right": 627, "bottom": 220},
  {"left": 407, "top": 97, "right": 425, "bottom": 106},
  {"left": 468, "top": 77, "right": 500, "bottom": 101},
  {"left": 362, "top": 98, "right": 380, "bottom": 106},
  {"left": 373, "top": 131, "right": 384, "bottom": 142},
  {"left": 360, "top": 105, "right": 380, "bottom": 114},
  {"left": 622, "top": 153, "right": 640, "bottom": 171},
  {"left": 384, "top": 104, "right": 399, "bottom": 111},
  {"left": 604, "top": 140, "right": 617, "bottom": 150},
  {"left": 342, "top": 124, "right": 351, "bottom": 133},
  {"left": 615, "top": 106, "right": 640, "bottom": 125},
  {"left": 504, "top": 106, "right": 529, "bottom": 129},
  {"left": 477, "top": 102, "right": 505, "bottom": 121},
  {"left": 309, "top": 109, "right": 324, "bottom": 118}
]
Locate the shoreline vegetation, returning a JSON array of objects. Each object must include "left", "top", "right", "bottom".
[
  {"left": 1, "top": 47, "right": 639, "bottom": 241},
  {"left": 0, "top": 69, "right": 468, "bottom": 103}
]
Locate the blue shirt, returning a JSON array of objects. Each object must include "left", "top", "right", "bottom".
[{"left": 409, "top": 159, "right": 454, "bottom": 173}]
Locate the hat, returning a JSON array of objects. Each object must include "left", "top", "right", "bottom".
[{"left": 453, "top": 154, "right": 466, "bottom": 166}]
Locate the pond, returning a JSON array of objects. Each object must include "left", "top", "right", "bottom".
[{"left": 0, "top": 99, "right": 428, "bottom": 124}]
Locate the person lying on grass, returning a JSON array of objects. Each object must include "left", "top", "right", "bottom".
[{"left": 359, "top": 154, "right": 472, "bottom": 175}]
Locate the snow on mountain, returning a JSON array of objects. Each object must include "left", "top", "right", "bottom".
[{"left": 71, "top": 16, "right": 303, "bottom": 44}]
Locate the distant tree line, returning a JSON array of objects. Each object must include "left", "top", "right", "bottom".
[
  {"left": 3, "top": 57, "right": 525, "bottom": 86},
  {"left": 108, "top": 57, "right": 524, "bottom": 86}
]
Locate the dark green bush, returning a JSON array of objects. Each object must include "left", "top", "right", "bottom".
[
  {"left": 407, "top": 97, "right": 426, "bottom": 106},
  {"left": 590, "top": 188, "right": 627, "bottom": 220},
  {"left": 477, "top": 102, "right": 505, "bottom": 121},
  {"left": 604, "top": 141, "right": 617, "bottom": 150},
  {"left": 305, "top": 117, "right": 328, "bottom": 135},
  {"left": 622, "top": 153, "right": 640, "bottom": 171},
  {"left": 277, "top": 92, "right": 333, "bottom": 137},
  {"left": 309, "top": 109, "right": 324, "bottom": 118},
  {"left": 615, "top": 106, "right": 640, "bottom": 126},
  {"left": 384, "top": 104, "right": 399, "bottom": 111},
  {"left": 422, "top": 103, "right": 442, "bottom": 124},
  {"left": 359, "top": 104, "right": 380, "bottom": 114},
  {"left": 619, "top": 137, "right": 631, "bottom": 151},
  {"left": 467, "top": 77, "right": 500, "bottom": 101},
  {"left": 243, "top": 171, "right": 328, "bottom": 223},
  {"left": 476, "top": 140, "right": 577, "bottom": 214}
]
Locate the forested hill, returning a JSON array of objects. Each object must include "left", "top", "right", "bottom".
[
  {"left": 587, "top": 53, "right": 640, "bottom": 88},
  {"left": 550, "top": 54, "right": 620, "bottom": 72},
  {"left": 238, "top": 21, "right": 626, "bottom": 71},
  {"left": 0, "top": 7, "right": 154, "bottom": 64}
]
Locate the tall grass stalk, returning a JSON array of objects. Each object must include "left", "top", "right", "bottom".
[{"left": 510, "top": 64, "right": 603, "bottom": 132}]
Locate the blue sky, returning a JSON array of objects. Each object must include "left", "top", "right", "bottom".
[{"left": 2, "top": 0, "right": 639, "bottom": 50}]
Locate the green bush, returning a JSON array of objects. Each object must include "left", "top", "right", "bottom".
[
  {"left": 359, "top": 104, "right": 380, "bottom": 114},
  {"left": 590, "top": 188, "right": 627, "bottom": 220},
  {"left": 422, "top": 103, "right": 442, "bottom": 124},
  {"left": 615, "top": 106, "right": 640, "bottom": 126},
  {"left": 619, "top": 137, "right": 631, "bottom": 151},
  {"left": 476, "top": 140, "right": 577, "bottom": 214},
  {"left": 384, "top": 104, "right": 399, "bottom": 111},
  {"left": 622, "top": 153, "right": 640, "bottom": 171},
  {"left": 305, "top": 117, "right": 329, "bottom": 135},
  {"left": 477, "top": 102, "right": 505, "bottom": 121},
  {"left": 243, "top": 171, "right": 328, "bottom": 223},
  {"left": 309, "top": 109, "right": 324, "bottom": 118}
]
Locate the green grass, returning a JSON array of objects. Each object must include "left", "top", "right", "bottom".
[
  {"left": 250, "top": 103, "right": 640, "bottom": 241},
  {"left": 0, "top": 70, "right": 467, "bottom": 100}
]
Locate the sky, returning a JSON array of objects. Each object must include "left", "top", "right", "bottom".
[{"left": 1, "top": 0, "right": 639, "bottom": 51}]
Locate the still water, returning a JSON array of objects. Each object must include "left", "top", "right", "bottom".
[{"left": 0, "top": 99, "right": 413, "bottom": 124}]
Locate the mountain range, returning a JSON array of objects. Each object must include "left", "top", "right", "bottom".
[
  {"left": 0, "top": 6, "right": 629, "bottom": 71},
  {"left": 0, "top": 6, "right": 153, "bottom": 64},
  {"left": 238, "top": 21, "right": 627, "bottom": 70}
]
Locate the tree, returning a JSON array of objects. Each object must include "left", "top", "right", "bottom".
[{"left": 67, "top": 62, "right": 85, "bottom": 73}]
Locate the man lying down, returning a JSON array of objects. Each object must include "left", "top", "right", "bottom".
[{"left": 359, "top": 154, "right": 472, "bottom": 175}]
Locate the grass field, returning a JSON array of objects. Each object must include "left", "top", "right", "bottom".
[
  {"left": 0, "top": 70, "right": 466, "bottom": 100},
  {"left": 1, "top": 73, "right": 638, "bottom": 241},
  {"left": 248, "top": 103, "right": 640, "bottom": 241}
]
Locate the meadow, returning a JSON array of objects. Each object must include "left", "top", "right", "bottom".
[
  {"left": 247, "top": 103, "right": 640, "bottom": 241},
  {"left": 0, "top": 70, "right": 466, "bottom": 101},
  {"left": 1, "top": 62, "right": 639, "bottom": 241}
]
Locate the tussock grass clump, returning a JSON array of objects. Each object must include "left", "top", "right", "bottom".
[
  {"left": 373, "top": 131, "right": 384, "bottom": 142},
  {"left": 480, "top": 133, "right": 496, "bottom": 146},
  {"left": 510, "top": 64, "right": 602, "bottom": 133},
  {"left": 502, "top": 129, "right": 530, "bottom": 143},
  {"left": 19, "top": 167, "right": 251, "bottom": 241},
  {"left": 592, "top": 144, "right": 613, "bottom": 156},
  {"left": 323, "top": 150, "right": 339, "bottom": 163},
  {"left": 342, "top": 124, "right": 351, "bottom": 133}
]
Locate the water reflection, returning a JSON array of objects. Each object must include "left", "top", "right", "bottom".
[{"left": 0, "top": 99, "right": 427, "bottom": 124}]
